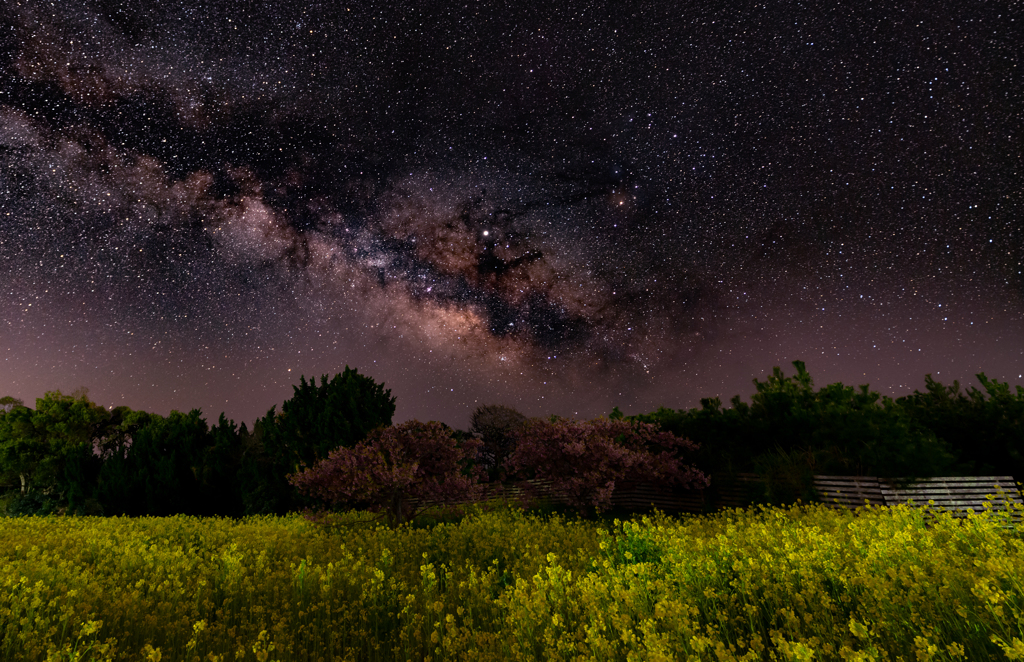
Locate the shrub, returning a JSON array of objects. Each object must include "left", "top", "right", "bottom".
[
  {"left": 504, "top": 417, "right": 709, "bottom": 516},
  {"left": 247, "top": 367, "right": 397, "bottom": 514},
  {"left": 289, "top": 420, "right": 484, "bottom": 526}
]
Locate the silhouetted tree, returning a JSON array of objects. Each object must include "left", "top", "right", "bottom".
[
  {"left": 98, "top": 409, "right": 210, "bottom": 516},
  {"left": 195, "top": 413, "right": 246, "bottom": 517},
  {"left": 897, "top": 373, "right": 1024, "bottom": 480},
  {"left": 618, "top": 361, "right": 960, "bottom": 509},
  {"left": 245, "top": 367, "right": 396, "bottom": 514}
]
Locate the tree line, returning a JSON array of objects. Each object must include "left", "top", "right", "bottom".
[
  {"left": 1, "top": 361, "right": 1021, "bottom": 521},
  {"left": 0, "top": 367, "right": 396, "bottom": 517},
  {"left": 614, "top": 361, "right": 1024, "bottom": 506}
]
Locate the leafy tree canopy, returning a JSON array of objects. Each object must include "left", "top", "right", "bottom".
[
  {"left": 289, "top": 420, "right": 483, "bottom": 526},
  {"left": 97, "top": 409, "right": 211, "bottom": 516},
  {"left": 897, "top": 372, "right": 1024, "bottom": 480},
  {"left": 0, "top": 390, "right": 110, "bottom": 509},
  {"left": 504, "top": 417, "right": 709, "bottom": 516},
  {"left": 614, "top": 361, "right": 961, "bottom": 505},
  {"left": 263, "top": 367, "right": 397, "bottom": 469},
  {"left": 246, "top": 367, "right": 397, "bottom": 515}
]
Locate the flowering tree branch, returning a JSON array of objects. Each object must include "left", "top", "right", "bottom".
[
  {"left": 288, "top": 420, "right": 483, "bottom": 526},
  {"left": 504, "top": 417, "right": 709, "bottom": 515}
]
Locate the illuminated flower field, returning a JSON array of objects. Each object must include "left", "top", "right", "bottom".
[{"left": 4, "top": 499, "right": 1024, "bottom": 661}]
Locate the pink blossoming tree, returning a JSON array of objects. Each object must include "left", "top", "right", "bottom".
[
  {"left": 504, "top": 417, "right": 709, "bottom": 515},
  {"left": 287, "top": 420, "right": 484, "bottom": 526}
]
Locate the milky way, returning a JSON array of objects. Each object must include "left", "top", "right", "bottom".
[{"left": 1, "top": 1, "right": 1021, "bottom": 428}]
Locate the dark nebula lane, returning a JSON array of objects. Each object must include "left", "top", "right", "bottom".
[{"left": 1, "top": 0, "right": 1021, "bottom": 428}]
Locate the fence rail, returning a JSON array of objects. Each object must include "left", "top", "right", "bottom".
[
  {"left": 705, "top": 472, "right": 766, "bottom": 511},
  {"left": 410, "top": 473, "right": 1024, "bottom": 529},
  {"left": 814, "top": 475, "right": 1024, "bottom": 528},
  {"left": 607, "top": 480, "right": 706, "bottom": 513},
  {"left": 811, "top": 475, "right": 887, "bottom": 510}
]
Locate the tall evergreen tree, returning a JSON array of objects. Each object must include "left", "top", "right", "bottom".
[
  {"left": 243, "top": 367, "right": 396, "bottom": 514},
  {"left": 196, "top": 414, "right": 245, "bottom": 517}
]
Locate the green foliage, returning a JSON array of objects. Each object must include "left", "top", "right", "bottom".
[
  {"left": 243, "top": 367, "right": 396, "bottom": 515},
  {"left": 599, "top": 518, "right": 665, "bottom": 566},
  {"left": 0, "top": 390, "right": 110, "bottom": 513},
  {"left": 898, "top": 373, "right": 1024, "bottom": 480},
  {"left": 97, "top": 409, "right": 211, "bottom": 516},
  {"left": 4, "top": 362, "right": 1022, "bottom": 521},
  {"left": 628, "top": 396, "right": 758, "bottom": 483},
  {"left": 196, "top": 414, "right": 246, "bottom": 517},
  {"left": 273, "top": 367, "right": 397, "bottom": 464},
  {"left": 0, "top": 403, "right": 40, "bottom": 495},
  {"left": 745, "top": 362, "right": 957, "bottom": 494},
  {"left": 236, "top": 418, "right": 281, "bottom": 515},
  {"left": 616, "top": 361, "right": 961, "bottom": 509},
  {"left": 4, "top": 490, "right": 61, "bottom": 516},
  {"left": 1, "top": 371, "right": 396, "bottom": 518}
]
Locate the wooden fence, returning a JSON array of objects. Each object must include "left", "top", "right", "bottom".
[
  {"left": 813, "top": 475, "right": 1024, "bottom": 528},
  {"left": 412, "top": 474, "right": 1024, "bottom": 530},
  {"left": 410, "top": 478, "right": 564, "bottom": 512},
  {"left": 412, "top": 472, "right": 773, "bottom": 515}
]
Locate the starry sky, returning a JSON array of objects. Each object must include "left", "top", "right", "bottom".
[{"left": 1, "top": 0, "right": 1021, "bottom": 430}]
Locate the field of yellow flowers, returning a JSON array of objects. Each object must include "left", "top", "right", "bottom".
[{"left": 2, "top": 498, "right": 1024, "bottom": 662}]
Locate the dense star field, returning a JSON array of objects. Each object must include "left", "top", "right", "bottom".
[{"left": 0, "top": 1, "right": 1021, "bottom": 428}]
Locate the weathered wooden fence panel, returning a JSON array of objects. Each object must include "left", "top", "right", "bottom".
[
  {"left": 607, "top": 480, "right": 705, "bottom": 513},
  {"left": 411, "top": 473, "right": 1024, "bottom": 530},
  {"left": 707, "top": 472, "right": 766, "bottom": 511},
  {"left": 812, "top": 475, "right": 887, "bottom": 510},
  {"left": 813, "top": 475, "right": 1024, "bottom": 528},
  {"left": 879, "top": 476, "right": 1023, "bottom": 526}
]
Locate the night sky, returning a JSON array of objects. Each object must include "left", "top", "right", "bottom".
[{"left": 1, "top": 1, "right": 1021, "bottom": 430}]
